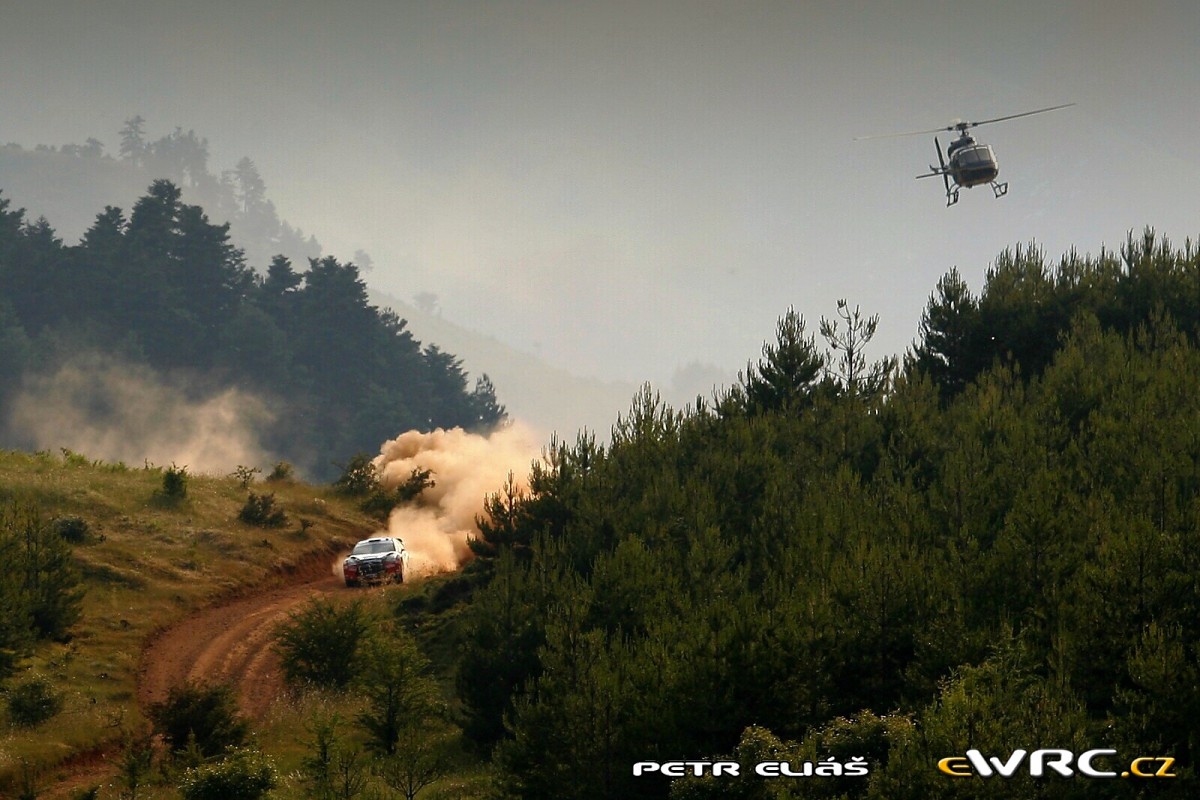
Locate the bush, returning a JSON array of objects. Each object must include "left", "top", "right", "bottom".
[
  {"left": 275, "top": 598, "right": 372, "bottom": 691},
  {"left": 148, "top": 682, "right": 248, "bottom": 757},
  {"left": 1, "top": 503, "right": 84, "bottom": 642},
  {"left": 161, "top": 463, "right": 189, "bottom": 500},
  {"left": 52, "top": 515, "right": 92, "bottom": 543},
  {"left": 179, "top": 746, "right": 276, "bottom": 800},
  {"left": 7, "top": 674, "right": 64, "bottom": 727},
  {"left": 238, "top": 492, "right": 287, "bottom": 527},
  {"left": 333, "top": 454, "right": 378, "bottom": 496},
  {"left": 266, "top": 461, "right": 295, "bottom": 482},
  {"left": 360, "top": 467, "right": 435, "bottom": 520},
  {"left": 230, "top": 465, "right": 261, "bottom": 489}
]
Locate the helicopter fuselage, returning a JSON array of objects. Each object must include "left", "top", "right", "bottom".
[{"left": 945, "top": 136, "right": 999, "bottom": 188}]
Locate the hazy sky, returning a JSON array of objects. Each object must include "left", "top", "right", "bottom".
[{"left": 3, "top": 0, "right": 1198, "bottom": 388}]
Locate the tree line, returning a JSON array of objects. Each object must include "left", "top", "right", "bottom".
[
  {"left": 446, "top": 231, "right": 1200, "bottom": 799},
  {"left": 3, "top": 116, "right": 324, "bottom": 268},
  {"left": 0, "top": 181, "right": 505, "bottom": 478}
]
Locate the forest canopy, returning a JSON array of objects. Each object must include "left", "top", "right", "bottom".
[
  {"left": 0, "top": 181, "right": 505, "bottom": 478},
  {"left": 449, "top": 230, "right": 1200, "bottom": 799}
]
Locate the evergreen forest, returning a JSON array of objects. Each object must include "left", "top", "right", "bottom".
[
  {"left": 0, "top": 180, "right": 505, "bottom": 478},
  {"left": 4, "top": 125, "right": 1199, "bottom": 797},
  {"left": 446, "top": 231, "right": 1200, "bottom": 799}
]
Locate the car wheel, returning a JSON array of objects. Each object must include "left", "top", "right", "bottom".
[{"left": 345, "top": 578, "right": 360, "bottom": 588}]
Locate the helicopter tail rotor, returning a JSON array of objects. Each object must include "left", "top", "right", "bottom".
[{"left": 935, "top": 137, "right": 950, "bottom": 196}]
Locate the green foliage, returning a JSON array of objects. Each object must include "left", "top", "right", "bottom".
[
  {"left": 300, "top": 713, "right": 367, "bottom": 800},
  {"left": 275, "top": 599, "right": 372, "bottom": 691},
  {"left": 118, "top": 727, "right": 155, "bottom": 800},
  {"left": 0, "top": 537, "right": 34, "bottom": 681},
  {"left": 266, "top": 460, "right": 295, "bottom": 482},
  {"left": 0, "top": 501, "right": 84, "bottom": 642},
  {"left": 444, "top": 243, "right": 1200, "bottom": 797},
  {"left": 178, "top": 746, "right": 276, "bottom": 800},
  {"left": 333, "top": 454, "right": 378, "bottom": 496},
  {"left": 354, "top": 625, "right": 443, "bottom": 757},
  {"left": 0, "top": 176, "right": 506, "bottom": 481},
  {"left": 819, "top": 299, "right": 895, "bottom": 399},
  {"left": 147, "top": 681, "right": 249, "bottom": 757},
  {"left": 238, "top": 492, "right": 287, "bottom": 527},
  {"left": 373, "top": 725, "right": 457, "bottom": 800},
  {"left": 5, "top": 673, "right": 63, "bottom": 727},
  {"left": 360, "top": 467, "right": 435, "bottom": 520},
  {"left": 469, "top": 473, "right": 532, "bottom": 559},
  {"left": 160, "top": 463, "right": 189, "bottom": 501},
  {"left": 912, "top": 267, "right": 979, "bottom": 398},
  {"left": 736, "top": 307, "right": 824, "bottom": 414},
  {"left": 230, "top": 465, "right": 261, "bottom": 488},
  {"left": 51, "top": 515, "right": 92, "bottom": 543}
]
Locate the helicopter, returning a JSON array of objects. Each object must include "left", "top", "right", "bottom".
[{"left": 856, "top": 103, "right": 1075, "bottom": 206}]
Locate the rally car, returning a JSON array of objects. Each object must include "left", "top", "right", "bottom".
[{"left": 342, "top": 536, "right": 409, "bottom": 587}]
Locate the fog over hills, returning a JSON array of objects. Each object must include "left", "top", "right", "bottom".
[
  {"left": 0, "top": 140, "right": 659, "bottom": 440},
  {"left": 5, "top": 2, "right": 1198, "bottom": 401},
  {"left": 369, "top": 288, "right": 641, "bottom": 440}
]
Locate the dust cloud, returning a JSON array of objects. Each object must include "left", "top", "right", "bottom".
[
  {"left": 7, "top": 355, "right": 274, "bottom": 474},
  {"left": 372, "top": 424, "right": 540, "bottom": 577}
]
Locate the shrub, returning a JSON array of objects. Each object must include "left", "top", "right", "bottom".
[
  {"left": 148, "top": 682, "right": 248, "bottom": 757},
  {"left": 275, "top": 598, "right": 372, "bottom": 691},
  {"left": 159, "top": 463, "right": 189, "bottom": 501},
  {"left": 360, "top": 467, "right": 434, "bottom": 520},
  {"left": 52, "top": 515, "right": 92, "bottom": 543},
  {"left": 300, "top": 712, "right": 367, "bottom": 800},
  {"left": 7, "top": 674, "right": 64, "bottom": 727},
  {"left": 238, "top": 492, "right": 287, "bottom": 527},
  {"left": 333, "top": 454, "right": 378, "bottom": 496},
  {"left": 266, "top": 461, "right": 295, "bottom": 482},
  {"left": 2, "top": 503, "right": 84, "bottom": 642},
  {"left": 230, "top": 465, "right": 261, "bottom": 489},
  {"left": 179, "top": 746, "right": 276, "bottom": 800},
  {"left": 119, "top": 728, "right": 155, "bottom": 800}
]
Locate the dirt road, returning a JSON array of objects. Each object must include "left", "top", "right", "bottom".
[
  {"left": 138, "top": 549, "right": 345, "bottom": 720},
  {"left": 42, "top": 549, "right": 350, "bottom": 799}
]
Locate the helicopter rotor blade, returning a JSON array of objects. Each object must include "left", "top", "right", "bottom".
[
  {"left": 964, "top": 102, "right": 1076, "bottom": 129},
  {"left": 854, "top": 125, "right": 949, "bottom": 141},
  {"left": 858, "top": 103, "right": 1075, "bottom": 140}
]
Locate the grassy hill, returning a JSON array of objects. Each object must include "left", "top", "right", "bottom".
[{"left": 0, "top": 449, "right": 389, "bottom": 797}]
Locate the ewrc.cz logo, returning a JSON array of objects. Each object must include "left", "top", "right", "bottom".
[{"left": 938, "top": 749, "right": 1176, "bottom": 779}]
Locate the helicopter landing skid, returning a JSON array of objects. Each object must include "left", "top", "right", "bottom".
[
  {"left": 991, "top": 181, "right": 1009, "bottom": 198},
  {"left": 945, "top": 188, "right": 960, "bottom": 207}
]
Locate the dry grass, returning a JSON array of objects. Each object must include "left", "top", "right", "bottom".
[{"left": 0, "top": 449, "right": 381, "bottom": 796}]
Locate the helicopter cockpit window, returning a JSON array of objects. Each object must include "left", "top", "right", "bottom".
[{"left": 960, "top": 146, "right": 995, "bottom": 165}]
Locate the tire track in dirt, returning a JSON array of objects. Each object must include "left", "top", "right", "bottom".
[
  {"left": 138, "top": 549, "right": 348, "bottom": 720},
  {"left": 44, "top": 549, "right": 352, "bottom": 799}
]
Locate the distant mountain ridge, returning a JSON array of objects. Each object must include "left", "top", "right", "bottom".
[{"left": 368, "top": 287, "right": 639, "bottom": 442}]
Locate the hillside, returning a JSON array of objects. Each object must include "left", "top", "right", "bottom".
[
  {"left": 3, "top": 232, "right": 1199, "bottom": 800},
  {"left": 446, "top": 232, "right": 1200, "bottom": 799},
  {"left": 0, "top": 450, "right": 383, "bottom": 796},
  {"left": 0, "top": 180, "right": 506, "bottom": 481},
  {"left": 1, "top": 131, "right": 647, "bottom": 442}
]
